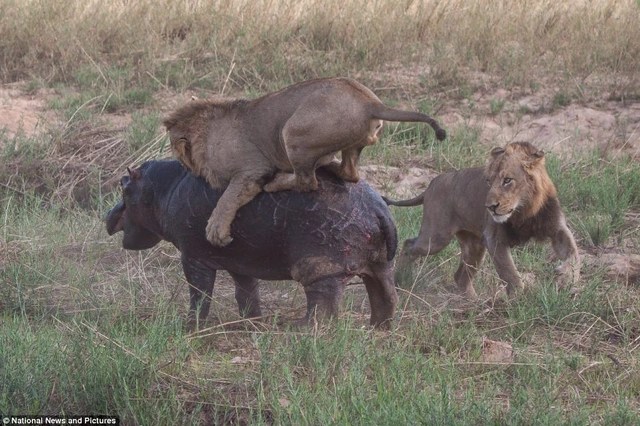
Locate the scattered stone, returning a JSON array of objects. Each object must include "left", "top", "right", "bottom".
[{"left": 481, "top": 337, "right": 514, "bottom": 364}]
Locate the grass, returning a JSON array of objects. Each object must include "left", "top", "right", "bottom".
[
  {"left": 548, "top": 154, "right": 640, "bottom": 246},
  {"left": 2, "top": 0, "right": 640, "bottom": 424},
  {"left": 2, "top": 122, "right": 640, "bottom": 423}
]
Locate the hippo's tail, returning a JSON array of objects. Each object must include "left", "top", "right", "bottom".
[{"left": 377, "top": 209, "right": 398, "bottom": 262}]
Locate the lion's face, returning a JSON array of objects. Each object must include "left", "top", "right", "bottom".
[{"left": 484, "top": 142, "right": 552, "bottom": 223}]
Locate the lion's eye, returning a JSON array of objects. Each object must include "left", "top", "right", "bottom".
[{"left": 503, "top": 177, "right": 513, "bottom": 186}]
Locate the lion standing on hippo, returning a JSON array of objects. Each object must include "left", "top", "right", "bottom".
[
  {"left": 163, "top": 77, "right": 446, "bottom": 247},
  {"left": 384, "top": 141, "right": 581, "bottom": 299}
]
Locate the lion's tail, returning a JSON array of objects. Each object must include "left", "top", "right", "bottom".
[
  {"left": 381, "top": 193, "right": 425, "bottom": 207},
  {"left": 371, "top": 105, "right": 447, "bottom": 141}
]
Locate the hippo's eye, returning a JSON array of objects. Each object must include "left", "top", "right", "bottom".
[{"left": 502, "top": 177, "right": 513, "bottom": 186}]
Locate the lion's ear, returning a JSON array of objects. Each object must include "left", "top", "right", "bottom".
[
  {"left": 524, "top": 150, "right": 545, "bottom": 169},
  {"left": 490, "top": 147, "right": 505, "bottom": 158},
  {"left": 172, "top": 137, "right": 191, "bottom": 159}
]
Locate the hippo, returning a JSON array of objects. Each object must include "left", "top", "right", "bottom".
[{"left": 105, "top": 160, "right": 398, "bottom": 328}]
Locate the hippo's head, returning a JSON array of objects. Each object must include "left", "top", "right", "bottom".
[{"left": 106, "top": 166, "right": 163, "bottom": 250}]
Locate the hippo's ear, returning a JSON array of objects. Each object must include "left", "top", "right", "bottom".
[{"left": 127, "top": 167, "right": 142, "bottom": 181}]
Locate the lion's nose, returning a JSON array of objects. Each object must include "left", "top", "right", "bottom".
[{"left": 486, "top": 202, "right": 499, "bottom": 213}]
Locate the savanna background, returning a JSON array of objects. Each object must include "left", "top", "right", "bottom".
[{"left": 1, "top": 0, "right": 640, "bottom": 424}]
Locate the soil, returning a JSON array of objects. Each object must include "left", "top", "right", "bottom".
[
  {"left": 0, "top": 85, "right": 57, "bottom": 140},
  {"left": 440, "top": 90, "right": 640, "bottom": 159}
]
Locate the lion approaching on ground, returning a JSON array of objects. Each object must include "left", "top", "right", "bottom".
[
  {"left": 384, "top": 142, "right": 580, "bottom": 299},
  {"left": 163, "top": 77, "right": 446, "bottom": 246}
]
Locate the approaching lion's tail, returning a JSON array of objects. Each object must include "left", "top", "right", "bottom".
[
  {"left": 381, "top": 193, "right": 425, "bottom": 207},
  {"left": 382, "top": 192, "right": 424, "bottom": 207},
  {"left": 371, "top": 105, "right": 447, "bottom": 141}
]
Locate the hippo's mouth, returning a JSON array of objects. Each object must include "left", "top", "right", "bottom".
[{"left": 105, "top": 201, "right": 126, "bottom": 235}]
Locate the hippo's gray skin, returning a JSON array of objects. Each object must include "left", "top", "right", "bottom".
[{"left": 106, "top": 160, "right": 398, "bottom": 328}]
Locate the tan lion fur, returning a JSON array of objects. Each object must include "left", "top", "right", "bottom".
[
  {"left": 385, "top": 141, "right": 580, "bottom": 299},
  {"left": 164, "top": 77, "right": 446, "bottom": 246}
]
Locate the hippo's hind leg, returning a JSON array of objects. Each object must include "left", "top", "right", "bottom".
[
  {"left": 181, "top": 256, "right": 216, "bottom": 330},
  {"left": 228, "top": 272, "right": 262, "bottom": 318},
  {"left": 362, "top": 263, "right": 398, "bottom": 329},
  {"left": 301, "top": 275, "right": 347, "bottom": 325}
]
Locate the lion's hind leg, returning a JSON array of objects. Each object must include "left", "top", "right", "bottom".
[
  {"left": 263, "top": 169, "right": 318, "bottom": 193},
  {"left": 266, "top": 99, "right": 366, "bottom": 193},
  {"left": 395, "top": 226, "right": 454, "bottom": 286},
  {"left": 453, "top": 231, "right": 485, "bottom": 300},
  {"left": 551, "top": 219, "right": 581, "bottom": 288},
  {"left": 323, "top": 147, "right": 363, "bottom": 183}
]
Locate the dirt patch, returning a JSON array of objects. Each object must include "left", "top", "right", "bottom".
[
  {"left": 585, "top": 252, "right": 640, "bottom": 286},
  {"left": 0, "top": 85, "right": 57, "bottom": 141},
  {"left": 360, "top": 164, "right": 437, "bottom": 197},
  {"left": 441, "top": 89, "right": 640, "bottom": 159}
]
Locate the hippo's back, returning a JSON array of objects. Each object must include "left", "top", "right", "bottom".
[{"left": 157, "top": 161, "right": 396, "bottom": 280}]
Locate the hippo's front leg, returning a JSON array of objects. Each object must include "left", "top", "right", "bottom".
[{"left": 181, "top": 255, "right": 216, "bottom": 329}]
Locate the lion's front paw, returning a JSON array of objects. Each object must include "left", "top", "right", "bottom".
[
  {"left": 462, "top": 286, "right": 478, "bottom": 301},
  {"left": 206, "top": 219, "right": 233, "bottom": 247},
  {"left": 555, "top": 261, "right": 580, "bottom": 288},
  {"left": 506, "top": 279, "right": 525, "bottom": 298}
]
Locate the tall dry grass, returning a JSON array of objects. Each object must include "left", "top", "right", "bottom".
[{"left": 1, "top": 0, "right": 639, "bottom": 91}]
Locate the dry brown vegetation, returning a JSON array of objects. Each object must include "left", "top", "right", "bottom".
[{"left": 2, "top": 0, "right": 639, "bottom": 95}]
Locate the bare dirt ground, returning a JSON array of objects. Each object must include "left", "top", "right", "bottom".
[
  {"left": 0, "top": 85, "right": 56, "bottom": 140},
  {"left": 440, "top": 90, "right": 640, "bottom": 159},
  {"left": 1, "top": 81, "right": 639, "bottom": 313}
]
